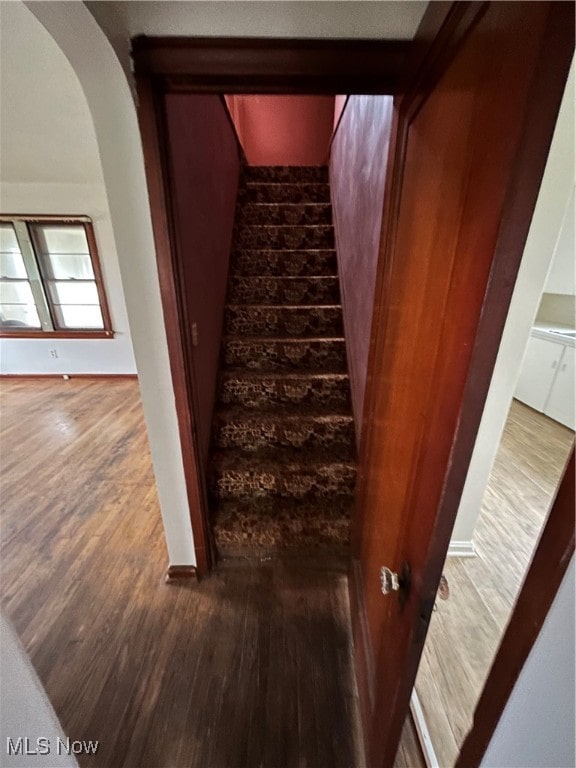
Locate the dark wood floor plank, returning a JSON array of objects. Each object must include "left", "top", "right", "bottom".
[{"left": 0, "top": 378, "right": 419, "bottom": 768}]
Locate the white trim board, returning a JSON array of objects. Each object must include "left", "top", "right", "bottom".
[
  {"left": 447, "top": 540, "right": 477, "bottom": 558},
  {"left": 410, "top": 689, "right": 440, "bottom": 768}
]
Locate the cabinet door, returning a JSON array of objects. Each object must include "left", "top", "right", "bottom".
[
  {"left": 545, "top": 346, "right": 575, "bottom": 429},
  {"left": 515, "top": 336, "right": 564, "bottom": 412}
]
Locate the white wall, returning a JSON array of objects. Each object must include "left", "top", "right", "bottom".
[
  {"left": 450, "top": 60, "right": 575, "bottom": 550},
  {"left": 24, "top": 0, "right": 195, "bottom": 566},
  {"left": 0, "top": 1, "right": 135, "bottom": 375},
  {"left": 545, "top": 185, "right": 576, "bottom": 296},
  {"left": 0, "top": 613, "right": 79, "bottom": 768},
  {"left": 481, "top": 557, "right": 575, "bottom": 768},
  {"left": 0, "top": 183, "right": 136, "bottom": 375}
]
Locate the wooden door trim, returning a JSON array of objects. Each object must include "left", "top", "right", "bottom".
[
  {"left": 132, "top": 37, "right": 412, "bottom": 94},
  {"left": 350, "top": 1, "right": 487, "bottom": 746},
  {"left": 457, "top": 449, "right": 575, "bottom": 767},
  {"left": 136, "top": 76, "right": 214, "bottom": 577},
  {"left": 351, "top": 2, "right": 575, "bottom": 765},
  {"left": 132, "top": 35, "right": 418, "bottom": 578}
]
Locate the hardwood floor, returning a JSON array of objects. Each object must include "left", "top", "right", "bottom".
[
  {"left": 415, "top": 399, "right": 575, "bottom": 767},
  {"left": 0, "top": 378, "right": 423, "bottom": 768}
]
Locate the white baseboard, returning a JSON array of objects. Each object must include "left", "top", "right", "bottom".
[
  {"left": 447, "top": 540, "right": 477, "bottom": 558},
  {"left": 410, "top": 690, "right": 440, "bottom": 768}
]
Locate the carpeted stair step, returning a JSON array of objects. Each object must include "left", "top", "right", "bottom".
[
  {"left": 222, "top": 337, "right": 347, "bottom": 372},
  {"left": 210, "top": 450, "right": 356, "bottom": 500},
  {"left": 212, "top": 497, "right": 352, "bottom": 557},
  {"left": 218, "top": 371, "right": 351, "bottom": 410},
  {"left": 237, "top": 202, "right": 332, "bottom": 226},
  {"left": 212, "top": 408, "right": 355, "bottom": 453},
  {"left": 239, "top": 182, "right": 331, "bottom": 205},
  {"left": 231, "top": 249, "right": 337, "bottom": 277},
  {"left": 208, "top": 164, "right": 355, "bottom": 560},
  {"left": 224, "top": 305, "right": 343, "bottom": 336},
  {"left": 228, "top": 276, "right": 340, "bottom": 305},
  {"left": 242, "top": 166, "right": 329, "bottom": 183},
  {"left": 235, "top": 224, "right": 334, "bottom": 250}
]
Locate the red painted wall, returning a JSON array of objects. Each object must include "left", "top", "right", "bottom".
[
  {"left": 225, "top": 95, "right": 335, "bottom": 166},
  {"left": 164, "top": 94, "right": 241, "bottom": 463},
  {"left": 330, "top": 95, "right": 394, "bottom": 442}
]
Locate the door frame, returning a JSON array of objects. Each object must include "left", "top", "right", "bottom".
[
  {"left": 350, "top": 3, "right": 574, "bottom": 763},
  {"left": 134, "top": 36, "right": 417, "bottom": 578},
  {"left": 457, "top": 449, "right": 574, "bottom": 766},
  {"left": 132, "top": 7, "right": 574, "bottom": 761}
]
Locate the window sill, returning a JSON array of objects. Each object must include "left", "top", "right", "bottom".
[{"left": 0, "top": 330, "right": 115, "bottom": 340}]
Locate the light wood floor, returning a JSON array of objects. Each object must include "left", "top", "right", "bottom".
[
  {"left": 0, "top": 378, "right": 423, "bottom": 768},
  {"left": 415, "top": 399, "right": 574, "bottom": 767}
]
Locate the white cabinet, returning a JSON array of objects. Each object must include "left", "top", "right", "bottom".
[
  {"left": 515, "top": 337, "right": 565, "bottom": 412},
  {"left": 515, "top": 335, "right": 575, "bottom": 430},
  {"left": 545, "top": 346, "right": 575, "bottom": 429}
]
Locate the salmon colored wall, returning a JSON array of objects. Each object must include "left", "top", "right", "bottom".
[
  {"left": 164, "top": 94, "right": 241, "bottom": 464},
  {"left": 333, "top": 95, "right": 348, "bottom": 130},
  {"left": 225, "top": 95, "right": 335, "bottom": 166},
  {"left": 330, "top": 95, "right": 394, "bottom": 442}
]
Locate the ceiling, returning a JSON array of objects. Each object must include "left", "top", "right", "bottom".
[
  {"left": 0, "top": 2, "right": 102, "bottom": 185},
  {"left": 86, "top": 1, "right": 428, "bottom": 42}
]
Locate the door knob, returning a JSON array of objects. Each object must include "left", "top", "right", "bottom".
[
  {"left": 380, "top": 562, "right": 411, "bottom": 602},
  {"left": 380, "top": 567, "right": 400, "bottom": 594}
]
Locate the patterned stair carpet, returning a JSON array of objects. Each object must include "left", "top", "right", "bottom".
[{"left": 209, "top": 165, "right": 357, "bottom": 559}]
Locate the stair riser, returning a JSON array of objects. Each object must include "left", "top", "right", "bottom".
[
  {"left": 231, "top": 250, "right": 337, "bottom": 277},
  {"left": 239, "top": 184, "right": 331, "bottom": 204},
  {"left": 214, "top": 513, "right": 350, "bottom": 555},
  {"left": 218, "top": 374, "right": 351, "bottom": 410},
  {"left": 214, "top": 417, "right": 354, "bottom": 452},
  {"left": 237, "top": 203, "right": 332, "bottom": 226},
  {"left": 235, "top": 225, "right": 334, "bottom": 250},
  {"left": 223, "top": 339, "right": 347, "bottom": 372},
  {"left": 243, "top": 166, "right": 329, "bottom": 183},
  {"left": 225, "top": 306, "right": 343, "bottom": 336},
  {"left": 228, "top": 277, "right": 339, "bottom": 305},
  {"left": 211, "top": 465, "right": 356, "bottom": 500}
]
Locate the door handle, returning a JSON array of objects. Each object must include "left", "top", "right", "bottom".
[{"left": 380, "top": 562, "right": 411, "bottom": 609}]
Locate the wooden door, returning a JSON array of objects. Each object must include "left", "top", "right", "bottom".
[{"left": 350, "top": 3, "right": 574, "bottom": 765}]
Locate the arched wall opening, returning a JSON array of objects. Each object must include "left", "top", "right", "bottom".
[{"left": 24, "top": 0, "right": 196, "bottom": 566}]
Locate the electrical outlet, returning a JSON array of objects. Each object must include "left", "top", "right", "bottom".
[{"left": 49, "top": 349, "right": 58, "bottom": 359}]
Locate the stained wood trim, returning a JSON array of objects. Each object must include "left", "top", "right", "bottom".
[
  {"left": 218, "top": 96, "right": 247, "bottom": 164},
  {"left": 421, "top": 0, "right": 576, "bottom": 596},
  {"left": 400, "top": 2, "right": 488, "bottom": 112},
  {"left": 84, "top": 221, "right": 114, "bottom": 335},
  {"left": 352, "top": 2, "right": 575, "bottom": 766},
  {"left": 0, "top": 374, "right": 138, "bottom": 379},
  {"left": 457, "top": 448, "right": 575, "bottom": 767},
  {"left": 165, "top": 564, "right": 198, "bottom": 583},
  {"left": 0, "top": 331, "right": 114, "bottom": 339},
  {"left": 132, "top": 37, "right": 412, "bottom": 94},
  {"left": 136, "top": 75, "right": 212, "bottom": 577},
  {"left": 0, "top": 214, "right": 92, "bottom": 222}
]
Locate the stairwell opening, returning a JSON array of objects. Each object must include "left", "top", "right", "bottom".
[
  {"left": 211, "top": 161, "right": 356, "bottom": 558},
  {"left": 162, "top": 93, "right": 393, "bottom": 564}
]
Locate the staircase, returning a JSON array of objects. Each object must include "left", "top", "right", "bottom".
[{"left": 208, "top": 166, "right": 356, "bottom": 559}]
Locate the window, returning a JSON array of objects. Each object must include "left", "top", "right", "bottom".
[{"left": 0, "top": 216, "right": 113, "bottom": 338}]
